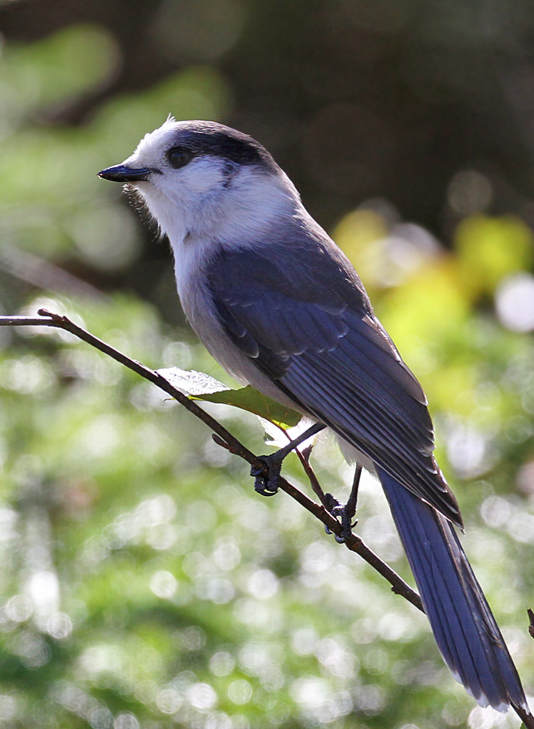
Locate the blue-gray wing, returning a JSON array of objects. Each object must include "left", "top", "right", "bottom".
[{"left": 207, "top": 240, "right": 461, "bottom": 526}]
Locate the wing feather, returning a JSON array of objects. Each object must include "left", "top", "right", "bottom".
[{"left": 207, "top": 242, "right": 461, "bottom": 525}]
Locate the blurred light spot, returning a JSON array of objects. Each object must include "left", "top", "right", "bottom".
[
  {"left": 0, "top": 356, "right": 54, "bottom": 394},
  {"left": 227, "top": 679, "right": 253, "bottom": 705},
  {"left": 334, "top": 209, "right": 440, "bottom": 289},
  {"left": 448, "top": 170, "right": 492, "bottom": 215},
  {"left": 114, "top": 713, "right": 139, "bottom": 729},
  {"left": 89, "top": 706, "right": 113, "bottom": 729},
  {"left": 517, "top": 461, "right": 534, "bottom": 495},
  {"left": 186, "top": 682, "right": 217, "bottom": 711},
  {"left": 182, "top": 551, "right": 209, "bottom": 581},
  {"left": 480, "top": 496, "right": 511, "bottom": 528},
  {"left": 290, "top": 677, "right": 331, "bottom": 709},
  {"left": 47, "top": 611, "right": 73, "bottom": 639},
  {"left": 0, "top": 507, "right": 18, "bottom": 542},
  {"left": 301, "top": 541, "right": 335, "bottom": 573},
  {"left": 134, "top": 678, "right": 157, "bottom": 706},
  {"left": 234, "top": 597, "right": 280, "bottom": 630},
  {"left": 315, "top": 638, "right": 356, "bottom": 678},
  {"left": 213, "top": 536, "right": 241, "bottom": 571},
  {"left": 291, "top": 627, "right": 318, "bottom": 656},
  {"left": 232, "top": 498, "right": 270, "bottom": 532},
  {"left": 156, "top": 687, "right": 183, "bottom": 714},
  {"left": 247, "top": 569, "right": 279, "bottom": 600},
  {"left": 150, "top": 570, "right": 177, "bottom": 599},
  {"left": 238, "top": 641, "right": 277, "bottom": 679},
  {"left": 505, "top": 415, "right": 532, "bottom": 444},
  {"left": 360, "top": 515, "right": 400, "bottom": 559},
  {"left": 334, "top": 208, "right": 388, "bottom": 269},
  {"left": 400, "top": 661, "right": 448, "bottom": 686},
  {"left": 60, "top": 348, "right": 120, "bottom": 386},
  {"left": 473, "top": 381, "right": 501, "bottom": 411},
  {"left": 446, "top": 423, "right": 495, "bottom": 479},
  {"left": 79, "top": 644, "right": 122, "bottom": 675},
  {"left": 25, "top": 570, "right": 60, "bottom": 612},
  {"left": 378, "top": 612, "right": 416, "bottom": 641},
  {"left": 316, "top": 690, "right": 354, "bottom": 722},
  {"left": 260, "top": 666, "right": 284, "bottom": 693},
  {"left": 507, "top": 513, "right": 534, "bottom": 544},
  {"left": 205, "top": 712, "right": 233, "bottom": 729},
  {"left": 180, "top": 626, "right": 206, "bottom": 651},
  {"left": 163, "top": 341, "right": 193, "bottom": 369},
  {"left": 80, "top": 416, "right": 120, "bottom": 459},
  {"left": 140, "top": 494, "right": 177, "bottom": 525},
  {"left": 496, "top": 274, "right": 534, "bottom": 332},
  {"left": 350, "top": 617, "right": 379, "bottom": 645},
  {"left": 14, "top": 631, "right": 50, "bottom": 667},
  {"left": 363, "top": 648, "right": 389, "bottom": 675},
  {"left": 186, "top": 500, "right": 217, "bottom": 532},
  {"left": 0, "top": 694, "right": 17, "bottom": 721},
  {"left": 5, "top": 594, "right": 33, "bottom": 623},
  {"left": 146, "top": 524, "right": 178, "bottom": 551},
  {"left": 52, "top": 682, "right": 104, "bottom": 721},
  {"left": 383, "top": 223, "right": 441, "bottom": 284},
  {"left": 210, "top": 651, "right": 235, "bottom": 677},
  {"left": 231, "top": 715, "right": 251, "bottom": 729},
  {"left": 196, "top": 577, "right": 235, "bottom": 604},
  {"left": 456, "top": 216, "right": 534, "bottom": 295},
  {"left": 112, "top": 493, "right": 177, "bottom": 548},
  {"left": 354, "top": 684, "right": 385, "bottom": 714}
]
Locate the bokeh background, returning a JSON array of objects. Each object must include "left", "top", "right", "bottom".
[{"left": 0, "top": 1, "right": 534, "bottom": 727}]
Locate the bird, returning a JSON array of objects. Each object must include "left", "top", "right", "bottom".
[{"left": 99, "top": 117, "right": 531, "bottom": 717}]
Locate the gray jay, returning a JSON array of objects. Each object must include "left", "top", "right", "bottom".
[{"left": 99, "top": 118, "right": 531, "bottom": 716}]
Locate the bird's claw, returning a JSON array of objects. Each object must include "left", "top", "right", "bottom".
[
  {"left": 250, "top": 455, "right": 282, "bottom": 496},
  {"left": 324, "top": 493, "right": 358, "bottom": 543}
]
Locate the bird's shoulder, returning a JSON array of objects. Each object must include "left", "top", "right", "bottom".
[{"left": 207, "top": 218, "right": 372, "bottom": 315}]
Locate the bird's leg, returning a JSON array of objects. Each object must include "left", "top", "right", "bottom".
[
  {"left": 251, "top": 422, "right": 326, "bottom": 496},
  {"left": 325, "top": 464, "right": 362, "bottom": 542}
]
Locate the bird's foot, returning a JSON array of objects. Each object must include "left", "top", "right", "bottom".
[
  {"left": 324, "top": 464, "right": 361, "bottom": 542},
  {"left": 324, "top": 493, "right": 358, "bottom": 543},
  {"left": 250, "top": 453, "right": 284, "bottom": 496},
  {"left": 250, "top": 422, "right": 326, "bottom": 497}
]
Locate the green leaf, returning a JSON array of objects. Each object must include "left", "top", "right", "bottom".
[{"left": 157, "top": 367, "right": 302, "bottom": 428}]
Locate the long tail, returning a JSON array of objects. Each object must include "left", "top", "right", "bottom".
[{"left": 378, "top": 467, "right": 530, "bottom": 714}]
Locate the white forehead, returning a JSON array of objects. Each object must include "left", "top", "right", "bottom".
[{"left": 130, "top": 115, "right": 180, "bottom": 162}]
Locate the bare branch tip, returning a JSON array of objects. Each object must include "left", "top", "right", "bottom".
[
  {"left": 212, "top": 434, "right": 230, "bottom": 450},
  {"left": 37, "top": 308, "right": 57, "bottom": 319}
]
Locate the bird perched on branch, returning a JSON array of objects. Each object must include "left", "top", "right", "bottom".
[{"left": 99, "top": 118, "right": 531, "bottom": 718}]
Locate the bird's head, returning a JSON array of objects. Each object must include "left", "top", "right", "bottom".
[{"left": 99, "top": 118, "right": 300, "bottom": 244}]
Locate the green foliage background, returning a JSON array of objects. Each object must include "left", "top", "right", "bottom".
[{"left": 0, "top": 7, "right": 533, "bottom": 729}]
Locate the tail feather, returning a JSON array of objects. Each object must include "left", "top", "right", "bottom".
[{"left": 378, "top": 467, "right": 529, "bottom": 712}]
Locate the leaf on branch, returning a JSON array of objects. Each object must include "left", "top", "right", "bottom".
[{"left": 157, "top": 367, "right": 302, "bottom": 428}]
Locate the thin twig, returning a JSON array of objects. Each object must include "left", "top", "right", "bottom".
[
  {"left": 295, "top": 448, "right": 330, "bottom": 508},
  {"left": 1, "top": 310, "right": 423, "bottom": 611}
]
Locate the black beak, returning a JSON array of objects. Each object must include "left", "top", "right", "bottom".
[{"left": 98, "top": 165, "right": 152, "bottom": 182}]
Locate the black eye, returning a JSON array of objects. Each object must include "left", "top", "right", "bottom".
[{"left": 166, "top": 146, "right": 194, "bottom": 169}]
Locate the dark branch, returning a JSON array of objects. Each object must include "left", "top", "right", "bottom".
[{"left": 1, "top": 310, "right": 423, "bottom": 611}]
